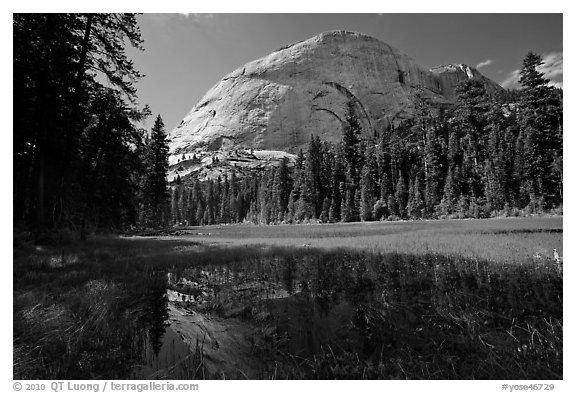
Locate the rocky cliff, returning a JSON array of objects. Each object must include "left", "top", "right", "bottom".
[
  {"left": 430, "top": 63, "right": 502, "bottom": 100},
  {"left": 169, "top": 30, "right": 502, "bottom": 156}
]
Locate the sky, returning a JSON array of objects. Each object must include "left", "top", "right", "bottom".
[
  {"left": 125, "top": 13, "right": 563, "bottom": 132},
  {"left": 126, "top": 13, "right": 563, "bottom": 132}
]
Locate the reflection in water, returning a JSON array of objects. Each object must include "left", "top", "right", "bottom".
[
  {"left": 135, "top": 325, "right": 198, "bottom": 379},
  {"left": 133, "top": 250, "right": 562, "bottom": 379},
  {"left": 143, "top": 275, "right": 170, "bottom": 357},
  {"left": 162, "top": 253, "right": 385, "bottom": 368},
  {"left": 140, "top": 326, "right": 194, "bottom": 379},
  {"left": 134, "top": 271, "right": 204, "bottom": 379}
]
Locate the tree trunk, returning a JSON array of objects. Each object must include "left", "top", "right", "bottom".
[
  {"left": 33, "top": 15, "right": 56, "bottom": 231},
  {"left": 59, "top": 14, "right": 93, "bottom": 222},
  {"left": 79, "top": 123, "right": 107, "bottom": 241}
]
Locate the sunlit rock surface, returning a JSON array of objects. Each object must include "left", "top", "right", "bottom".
[{"left": 169, "top": 30, "right": 502, "bottom": 155}]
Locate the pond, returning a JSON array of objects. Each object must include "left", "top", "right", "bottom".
[
  {"left": 136, "top": 253, "right": 404, "bottom": 378},
  {"left": 134, "top": 250, "right": 562, "bottom": 379}
]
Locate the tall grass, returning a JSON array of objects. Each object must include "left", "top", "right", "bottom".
[
  {"left": 13, "top": 238, "right": 172, "bottom": 379},
  {"left": 166, "top": 217, "right": 563, "bottom": 264}
]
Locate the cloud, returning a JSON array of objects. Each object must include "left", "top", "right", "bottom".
[
  {"left": 179, "top": 13, "right": 214, "bottom": 20},
  {"left": 476, "top": 59, "right": 493, "bottom": 69},
  {"left": 539, "top": 52, "right": 563, "bottom": 79},
  {"left": 178, "top": 13, "right": 216, "bottom": 25},
  {"left": 501, "top": 69, "right": 521, "bottom": 89},
  {"left": 500, "top": 51, "right": 563, "bottom": 89},
  {"left": 548, "top": 80, "right": 563, "bottom": 89}
]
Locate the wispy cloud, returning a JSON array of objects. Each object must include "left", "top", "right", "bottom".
[
  {"left": 548, "top": 80, "right": 563, "bottom": 89},
  {"left": 500, "top": 51, "right": 563, "bottom": 89},
  {"left": 476, "top": 59, "right": 493, "bottom": 69},
  {"left": 179, "top": 13, "right": 215, "bottom": 20},
  {"left": 176, "top": 13, "right": 220, "bottom": 32},
  {"left": 539, "top": 52, "right": 563, "bottom": 79},
  {"left": 501, "top": 69, "right": 521, "bottom": 89}
]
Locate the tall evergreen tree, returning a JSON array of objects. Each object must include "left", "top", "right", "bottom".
[
  {"left": 453, "top": 79, "right": 490, "bottom": 198},
  {"left": 424, "top": 125, "right": 442, "bottom": 216},
  {"left": 13, "top": 14, "right": 144, "bottom": 234},
  {"left": 359, "top": 150, "right": 378, "bottom": 222},
  {"left": 287, "top": 189, "right": 297, "bottom": 223},
  {"left": 302, "top": 136, "right": 323, "bottom": 217},
  {"left": 141, "top": 115, "right": 170, "bottom": 228},
  {"left": 319, "top": 197, "right": 331, "bottom": 223},
  {"left": 275, "top": 157, "right": 292, "bottom": 216},
  {"left": 342, "top": 100, "right": 363, "bottom": 190},
  {"left": 437, "top": 166, "right": 457, "bottom": 216},
  {"left": 517, "top": 51, "right": 563, "bottom": 208},
  {"left": 395, "top": 174, "right": 408, "bottom": 218}
]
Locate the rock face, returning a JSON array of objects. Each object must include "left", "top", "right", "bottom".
[
  {"left": 170, "top": 30, "right": 501, "bottom": 155},
  {"left": 430, "top": 63, "right": 502, "bottom": 100}
]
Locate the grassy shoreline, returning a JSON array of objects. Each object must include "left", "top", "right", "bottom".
[
  {"left": 137, "top": 216, "right": 563, "bottom": 264},
  {"left": 13, "top": 217, "right": 562, "bottom": 379}
]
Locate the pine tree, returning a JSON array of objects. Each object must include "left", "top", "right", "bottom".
[
  {"left": 205, "top": 180, "right": 214, "bottom": 224},
  {"left": 303, "top": 135, "right": 324, "bottom": 217},
  {"left": 171, "top": 186, "right": 180, "bottom": 225},
  {"left": 141, "top": 115, "right": 170, "bottom": 228},
  {"left": 517, "top": 51, "right": 563, "bottom": 207},
  {"left": 387, "top": 194, "right": 398, "bottom": 218},
  {"left": 413, "top": 176, "right": 425, "bottom": 218},
  {"left": 395, "top": 174, "right": 408, "bottom": 218},
  {"left": 456, "top": 194, "right": 469, "bottom": 219},
  {"left": 213, "top": 177, "right": 222, "bottom": 222},
  {"left": 229, "top": 173, "right": 240, "bottom": 222},
  {"left": 447, "top": 129, "right": 460, "bottom": 169},
  {"left": 14, "top": 14, "right": 145, "bottom": 233},
  {"left": 275, "top": 157, "right": 292, "bottom": 216},
  {"left": 219, "top": 176, "right": 231, "bottom": 223},
  {"left": 437, "top": 166, "right": 457, "bottom": 216},
  {"left": 372, "top": 199, "right": 388, "bottom": 221},
  {"left": 361, "top": 146, "right": 379, "bottom": 216},
  {"left": 258, "top": 170, "right": 273, "bottom": 224},
  {"left": 292, "top": 149, "right": 306, "bottom": 201},
  {"left": 406, "top": 178, "right": 414, "bottom": 219},
  {"left": 359, "top": 185, "right": 373, "bottom": 221},
  {"left": 202, "top": 207, "right": 211, "bottom": 226},
  {"left": 340, "top": 188, "right": 353, "bottom": 223},
  {"left": 329, "top": 147, "right": 346, "bottom": 222},
  {"left": 424, "top": 126, "right": 442, "bottom": 216},
  {"left": 328, "top": 198, "right": 338, "bottom": 223},
  {"left": 380, "top": 172, "right": 390, "bottom": 201},
  {"left": 483, "top": 98, "right": 510, "bottom": 211},
  {"left": 194, "top": 202, "right": 203, "bottom": 226},
  {"left": 295, "top": 196, "right": 314, "bottom": 222},
  {"left": 454, "top": 79, "right": 490, "bottom": 166},
  {"left": 453, "top": 79, "right": 490, "bottom": 199},
  {"left": 342, "top": 101, "right": 363, "bottom": 190},
  {"left": 319, "top": 197, "right": 330, "bottom": 223},
  {"left": 287, "top": 189, "right": 297, "bottom": 223},
  {"left": 359, "top": 168, "right": 374, "bottom": 222},
  {"left": 352, "top": 189, "right": 361, "bottom": 222}
]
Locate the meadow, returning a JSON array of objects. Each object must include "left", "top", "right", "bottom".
[
  {"left": 13, "top": 217, "right": 562, "bottom": 379},
  {"left": 156, "top": 216, "right": 562, "bottom": 263}
]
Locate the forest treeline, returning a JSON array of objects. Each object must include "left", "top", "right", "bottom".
[
  {"left": 14, "top": 14, "right": 170, "bottom": 240},
  {"left": 170, "top": 53, "right": 562, "bottom": 225},
  {"left": 14, "top": 14, "right": 562, "bottom": 239}
]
